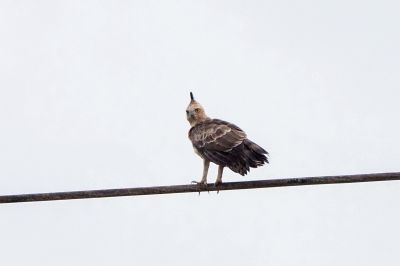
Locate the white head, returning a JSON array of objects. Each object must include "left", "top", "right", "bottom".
[{"left": 186, "top": 92, "right": 209, "bottom": 127}]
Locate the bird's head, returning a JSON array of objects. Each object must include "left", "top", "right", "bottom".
[{"left": 186, "top": 92, "right": 208, "bottom": 127}]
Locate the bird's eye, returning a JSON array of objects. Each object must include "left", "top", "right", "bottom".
[
  {"left": 195, "top": 108, "right": 200, "bottom": 112},
  {"left": 186, "top": 110, "right": 189, "bottom": 114}
]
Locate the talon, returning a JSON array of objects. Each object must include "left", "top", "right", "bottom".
[
  {"left": 191, "top": 180, "right": 207, "bottom": 186},
  {"left": 191, "top": 180, "right": 209, "bottom": 195},
  {"left": 214, "top": 181, "right": 222, "bottom": 194}
]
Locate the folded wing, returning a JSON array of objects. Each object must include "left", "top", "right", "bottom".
[{"left": 189, "top": 119, "right": 268, "bottom": 175}]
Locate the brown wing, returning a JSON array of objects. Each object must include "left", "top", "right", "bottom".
[
  {"left": 189, "top": 119, "right": 246, "bottom": 152},
  {"left": 189, "top": 119, "right": 247, "bottom": 165}
]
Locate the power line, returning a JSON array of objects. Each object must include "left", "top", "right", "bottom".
[{"left": 0, "top": 172, "right": 399, "bottom": 204}]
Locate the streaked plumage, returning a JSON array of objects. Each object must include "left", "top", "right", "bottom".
[
  {"left": 189, "top": 119, "right": 268, "bottom": 175},
  {"left": 186, "top": 92, "right": 269, "bottom": 185}
]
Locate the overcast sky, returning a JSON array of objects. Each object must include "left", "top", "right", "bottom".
[{"left": 1, "top": 1, "right": 400, "bottom": 265}]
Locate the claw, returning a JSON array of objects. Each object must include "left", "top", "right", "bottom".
[
  {"left": 191, "top": 180, "right": 209, "bottom": 194},
  {"left": 191, "top": 180, "right": 207, "bottom": 185},
  {"left": 214, "top": 181, "right": 222, "bottom": 194}
]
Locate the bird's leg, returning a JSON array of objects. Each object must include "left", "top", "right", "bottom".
[
  {"left": 215, "top": 165, "right": 224, "bottom": 187},
  {"left": 191, "top": 159, "right": 210, "bottom": 186}
]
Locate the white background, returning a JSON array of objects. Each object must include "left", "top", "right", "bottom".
[{"left": 0, "top": 1, "right": 399, "bottom": 265}]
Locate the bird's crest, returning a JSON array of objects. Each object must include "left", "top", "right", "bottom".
[{"left": 186, "top": 92, "right": 208, "bottom": 126}]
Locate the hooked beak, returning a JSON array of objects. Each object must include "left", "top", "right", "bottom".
[{"left": 187, "top": 110, "right": 194, "bottom": 118}]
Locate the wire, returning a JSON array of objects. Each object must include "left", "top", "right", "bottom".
[{"left": 0, "top": 172, "right": 399, "bottom": 204}]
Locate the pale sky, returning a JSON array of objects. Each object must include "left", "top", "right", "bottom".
[{"left": 1, "top": 1, "right": 400, "bottom": 265}]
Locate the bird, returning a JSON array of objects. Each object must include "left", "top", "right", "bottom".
[{"left": 186, "top": 92, "right": 269, "bottom": 186}]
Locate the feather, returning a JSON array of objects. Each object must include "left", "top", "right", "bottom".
[{"left": 189, "top": 119, "right": 268, "bottom": 176}]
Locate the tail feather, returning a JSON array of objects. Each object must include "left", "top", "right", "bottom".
[{"left": 227, "top": 139, "right": 269, "bottom": 176}]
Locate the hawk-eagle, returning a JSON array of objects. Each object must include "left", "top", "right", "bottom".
[{"left": 186, "top": 92, "right": 269, "bottom": 186}]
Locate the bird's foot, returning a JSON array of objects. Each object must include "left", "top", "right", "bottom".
[
  {"left": 214, "top": 180, "right": 222, "bottom": 194},
  {"left": 191, "top": 180, "right": 209, "bottom": 195},
  {"left": 191, "top": 180, "right": 207, "bottom": 186}
]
